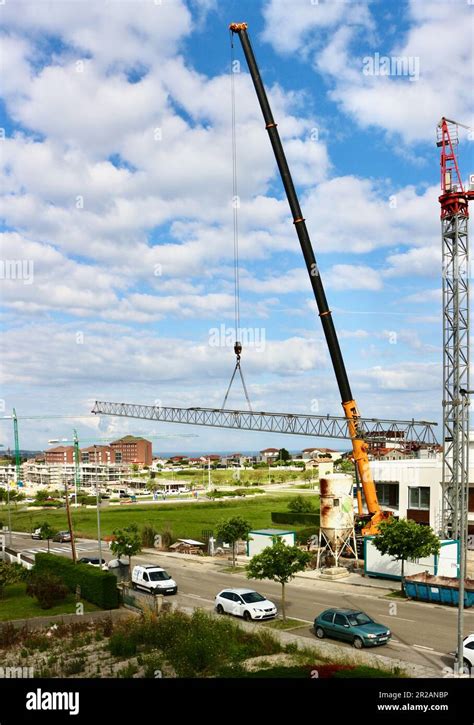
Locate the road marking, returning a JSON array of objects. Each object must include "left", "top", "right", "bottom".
[
  {"left": 413, "top": 644, "right": 434, "bottom": 651},
  {"left": 179, "top": 593, "right": 215, "bottom": 604}
]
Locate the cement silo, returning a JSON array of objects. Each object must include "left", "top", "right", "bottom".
[{"left": 317, "top": 473, "right": 358, "bottom": 574}]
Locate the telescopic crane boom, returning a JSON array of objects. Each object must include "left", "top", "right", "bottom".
[{"left": 230, "top": 22, "right": 390, "bottom": 535}]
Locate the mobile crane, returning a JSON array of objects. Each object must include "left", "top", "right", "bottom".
[{"left": 229, "top": 22, "right": 390, "bottom": 535}]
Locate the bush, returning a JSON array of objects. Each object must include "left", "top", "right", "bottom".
[
  {"left": 0, "top": 622, "right": 20, "bottom": 648},
  {"left": 108, "top": 631, "right": 138, "bottom": 658},
  {"left": 26, "top": 572, "right": 68, "bottom": 609},
  {"left": 288, "top": 495, "right": 315, "bottom": 513},
  {"left": 33, "top": 553, "right": 119, "bottom": 609},
  {"left": 63, "top": 657, "right": 86, "bottom": 675},
  {"left": 141, "top": 524, "right": 157, "bottom": 548},
  {"left": 295, "top": 527, "right": 319, "bottom": 544},
  {"left": 271, "top": 512, "right": 320, "bottom": 526}
]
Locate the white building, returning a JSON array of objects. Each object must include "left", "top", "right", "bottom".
[{"left": 370, "top": 450, "right": 474, "bottom": 546}]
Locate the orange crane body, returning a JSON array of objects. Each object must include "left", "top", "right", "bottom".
[{"left": 230, "top": 23, "right": 390, "bottom": 535}]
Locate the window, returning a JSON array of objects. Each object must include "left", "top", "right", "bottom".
[
  {"left": 465, "top": 642, "right": 474, "bottom": 650},
  {"left": 334, "top": 614, "right": 347, "bottom": 626},
  {"left": 142, "top": 572, "right": 149, "bottom": 581},
  {"left": 322, "top": 612, "right": 334, "bottom": 623},
  {"left": 376, "top": 483, "right": 399, "bottom": 508},
  {"left": 409, "top": 487, "right": 430, "bottom": 510},
  {"left": 241, "top": 592, "right": 265, "bottom": 604}
]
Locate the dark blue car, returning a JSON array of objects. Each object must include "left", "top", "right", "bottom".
[{"left": 314, "top": 608, "right": 391, "bottom": 649}]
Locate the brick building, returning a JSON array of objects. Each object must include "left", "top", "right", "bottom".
[
  {"left": 110, "top": 436, "right": 152, "bottom": 466},
  {"left": 44, "top": 446, "right": 75, "bottom": 464},
  {"left": 81, "top": 445, "right": 113, "bottom": 464}
]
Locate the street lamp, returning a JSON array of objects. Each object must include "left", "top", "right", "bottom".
[
  {"left": 454, "top": 387, "right": 471, "bottom": 676},
  {"left": 0, "top": 444, "right": 12, "bottom": 547}
]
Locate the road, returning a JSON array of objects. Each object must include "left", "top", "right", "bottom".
[{"left": 7, "top": 532, "right": 474, "bottom": 675}]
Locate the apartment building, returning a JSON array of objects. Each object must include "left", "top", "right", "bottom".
[
  {"left": 110, "top": 436, "right": 152, "bottom": 466},
  {"left": 370, "top": 455, "right": 474, "bottom": 548},
  {"left": 44, "top": 446, "right": 75, "bottom": 464}
]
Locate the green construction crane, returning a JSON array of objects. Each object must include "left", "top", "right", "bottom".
[{"left": 12, "top": 409, "right": 22, "bottom": 487}]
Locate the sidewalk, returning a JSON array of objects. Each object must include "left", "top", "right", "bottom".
[{"left": 139, "top": 548, "right": 397, "bottom": 597}]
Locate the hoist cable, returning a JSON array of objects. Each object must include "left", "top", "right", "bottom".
[
  {"left": 221, "top": 33, "right": 252, "bottom": 412},
  {"left": 230, "top": 34, "right": 241, "bottom": 338}
]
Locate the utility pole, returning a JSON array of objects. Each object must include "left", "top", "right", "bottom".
[
  {"left": 95, "top": 479, "right": 103, "bottom": 568},
  {"left": 73, "top": 429, "right": 80, "bottom": 508},
  {"left": 63, "top": 478, "right": 77, "bottom": 563}
]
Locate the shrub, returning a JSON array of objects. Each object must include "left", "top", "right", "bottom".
[
  {"left": 0, "top": 622, "right": 20, "bottom": 648},
  {"left": 141, "top": 524, "right": 157, "bottom": 548},
  {"left": 108, "top": 631, "right": 138, "bottom": 658},
  {"left": 288, "top": 495, "right": 315, "bottom": 513},
  {"left": 295, "top": 527, "right": 319, "bottom": 544},
  {"left": 26, "top": 572, "right": 68, "bottom": 609},
  {"left": 63, "top": 657, "right": 86, "bottom": 676},
  {"left": 271, "top": 511, "right": 320, "bottom": 526},
  {"left": 33, "top": 553, "right": 119, "bottom": 609},
  {"left": 0, "top": 561, "right": 28, "bottom": 597},
  {"left": 160, "top": 525, "right": 174, "bottom": 549}
]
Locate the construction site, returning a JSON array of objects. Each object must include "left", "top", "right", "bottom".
[{"left": 0, "top": 1, "right": 473, "bottom": 718}]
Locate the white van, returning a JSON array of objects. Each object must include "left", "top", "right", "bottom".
[{"left": 131, "top": 565, "right": 178, "bottom": 595}]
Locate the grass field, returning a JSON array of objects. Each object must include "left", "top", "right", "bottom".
[
  {"left": 6, "top": 494, "right": 319, "bottom": 542},
  {"left": 0, "top": 583, "right": 99, "bottom": 621}
]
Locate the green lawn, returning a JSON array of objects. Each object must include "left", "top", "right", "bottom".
[
  {"left": 7, "top": 494, "right": 319, "bottom": 542},
  {"left": 0, "top": 583, "right": 99, "bottom": 621}
]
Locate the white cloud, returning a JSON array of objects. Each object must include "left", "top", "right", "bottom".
[
  {"left": 384, "top": 246, "right": 441, "bottom": 278},
  {"left": 261, "top": 0, "right": 373, "bottom": 55},
  {"left": 326, "top": 264, "right": 383, "bottom": 291},
  {"left": 263, "top": 0, "right": 474, "bottom": 144}
]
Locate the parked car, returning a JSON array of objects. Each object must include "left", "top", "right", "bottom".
[
  {"left": 31, "top": 528, "right": 42, "bottom": 540},
  {"left": 78, "top": 557, "right": 107, "bottom": 569},
  {"left": 131, "top": 565, "right": 177, "bottom": 595},
  {"left": 314, "top": 608, "right": 391, "bottom": 649},
  {"left": 215, "top": 588, "right": 277, "bottom": 621},
  {"left": 454, "top": 633, "right": 474, "bottom": 674},
  {"left": 53, "top": 530, "right": 72, "bottom": 543}
]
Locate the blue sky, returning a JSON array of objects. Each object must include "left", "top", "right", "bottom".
[{"left": 0, "top": 0, "right": 472, "bottom": 453}]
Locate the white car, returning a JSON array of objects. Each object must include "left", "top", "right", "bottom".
[
  {"left": 455, "top": 633, "right": 474, "bottom": 675},
  {"left": 131, "top": 565, "right": 178, "bottom": 595},
  {"left": 215, "top": 588, "right": 277, "bottom": 621}
]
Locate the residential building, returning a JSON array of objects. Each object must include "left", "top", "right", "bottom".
[
  {"left": 260, "top": 447, "right": 280, "bottom": 462},
  {"left": 110, "top": 436, "right": 152, "bottom": 466},
  {"left": 301, "top": 447, "right": 340, "bottom": 463},
  {"left": 45, "top": 446, "right": 75, "bottom": 464},
  {"left": 81, "top": 445, "right": 113, "bottom": 464}
]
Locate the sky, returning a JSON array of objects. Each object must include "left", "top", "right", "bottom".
[{"left": 0, "top": 0, "right": 473, "bottom": 454}]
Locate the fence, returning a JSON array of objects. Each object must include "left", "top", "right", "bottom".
[
  {"left": 120, "top": 584, "right": 173, "bottom": 615},
  {"left": 0, "top": 546, "right": 35, "bottom": 570}
]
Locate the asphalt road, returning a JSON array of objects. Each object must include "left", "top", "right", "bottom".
[{"left": 7, "top": 532, "right": 474, "bottom": 674}]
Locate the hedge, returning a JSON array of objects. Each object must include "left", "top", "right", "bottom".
[
  {"left": 33, "top": 553, "right": 119, "bottom": 610},
  {"left": 271, "top": 512, "right": 320, "bottom": 526}
]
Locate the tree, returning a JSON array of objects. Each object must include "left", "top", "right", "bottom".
[
  {"left": 26, "top": 572, "right": 68, "bottom": 609},
  {"left": 372, "top": 518, "right": 441, "bottom": 592},
  {"left": 110, "top": 524, "right": 142, "bottom": 578},
  {"left": 335, "top": 458, "right": 354, "bottom": 474},
  {"left": 278, "top": 448, "right": 291, "bottom": 462},
  {"left": 38, "top": 522, "right": 57, "bottom": 553},
  {"left": 216, "top": 516, "right": 251, "bottom": 568},
  {"left": 288, "top": 495, "right": 315, "bottom": 513},
  {"left": 247, "top": 538, "right": 311, "bottom": 619}
]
